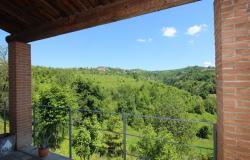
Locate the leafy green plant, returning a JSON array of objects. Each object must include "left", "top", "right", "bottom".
[
  {"left": 33, "top": 122, "right": 53, "bottom": 149},
  {"left": 73, "top": 115, "right": 101, "bottom": 160},
  {"left": 0, "top": 46, "right": 8, "bottom": 109},
  {"left": 73, "top": 127, "right": 91, "bottom": 160},
  {"left": 196, "top": 126, "right": 210, "bottom": 139},
  {"left": 34, "top": 106, "right": 68, "bottom": 150},
  {"left": 33, "top": 85, "right": 76, "bottom": 150},
  {"left": 204, "top": 94, "right": 216, "bottom": 114},
  {"left": 193, "top": 100, "right": 205, "bottom": 115},
  {"left": 102, "top": 116, "right": 123, "bottom": 158},
  {"left": 136, "top": 126, "right": 178, "bottom": 160}
]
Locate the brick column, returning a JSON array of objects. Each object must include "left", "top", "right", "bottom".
[
  {"left": 214, "top": 0, "right": 250, "bottom": 159},
  {"left": 8, "top": 41, "right": 32, "bottom": 149}
]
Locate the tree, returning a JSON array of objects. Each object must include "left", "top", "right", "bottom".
[
  {"left": 72, "top": 79, "right": 105, "bottom": 119},
  {"left": 73, "top": 115, "right": 101, "bottom": 160},
  {"left": 102, "top": 115, "right": 123, "bottom": 158},
  {"left": 0, "top": 46, "right": 8, "bottom": 109},
  {"left": 204, "top": 94, "right": 216, "bottom": 114},
  {"left": 116, "top": 85, "right": 139, "bottom": 126},
  {"left": 151, "top": 85, "right": 196, "bottom": 145},
  {"left": 136, "top": 126, "right": 178, "bottom": 160},
  {"left": 73, "top": 127, "right": 91, "bottom": 160},
  {"left": 193, "top": 98, "right": 205, "bottom": 114},
  {"left": 33, "top": 84, "right": 78, "bottom": 149}
]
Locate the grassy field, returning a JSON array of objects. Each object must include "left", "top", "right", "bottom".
[{"left": 0, "top": 116, "right": 9, "bottom": 135}]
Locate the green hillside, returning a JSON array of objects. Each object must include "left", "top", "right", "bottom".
[
  {"left": 1, "top": 64, "right": 216, "bottom": 159},
  {"left": 32, "top": 66, "right": 216, "bottom": 117}
]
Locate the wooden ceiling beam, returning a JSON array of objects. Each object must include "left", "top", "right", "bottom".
[
  {"left": 35, "top": 0, "right": 61, "bottom": 18},
  {"left": 0, "top": 3, "right": 30, "bottom": 26},
  {"left": 0, "top": 19, "right": 20, "bottom": 33},
  {"left": 99, "top": 0, "right": 111, "bottom": 6},
  {"left": 72, "top": 0, "right": 89, "bottom": 12},
  {"left": 0, "top": 1, "right": 40, "bottom": 26},
  {"left": 6, "top": 0, "right": 198, "bottom": 43},
  {"left": 80, "top": 0, "right": 95, "bottom": 9}
]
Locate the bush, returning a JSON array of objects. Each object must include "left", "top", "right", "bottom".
[
  {"left": 196, "top": 126, "right": 209, "bottom": 139},
  {"left": 204, "top": 94, "right": 216, "bottom": 114},
  {"left": 33, "top": 85, "right": 77, "bottom": 150},
  {"left": 136, "top": 126, "right": 178, "bottom": 160},
  {"left": 193, "top": 97, "right": 205, "bottom": 114},
  {"left": 73, "top": 115, "right": 101, "bottom": 160},
  {"left": 194, "top": 104, "right": 204, "bottom": 114},
  {"left": 101, "top": 116, "right": 123, "bottom": 158}
]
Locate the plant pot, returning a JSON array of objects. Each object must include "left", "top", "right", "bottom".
[{"left": 38, "top": 147, "right": 49, "bottom": 158}]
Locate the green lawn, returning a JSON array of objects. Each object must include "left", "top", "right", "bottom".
[{"left": 0, "top": 117, "right": 9, "bottom": 134}]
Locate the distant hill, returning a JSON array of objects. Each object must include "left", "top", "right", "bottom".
[
  {"left": 32, "top": 65, "right": 216, "bottom": 115},
  {"left": 70, "top": 66, "right": 216, "bottom": 99},
  {"left": 129, "top": 66, "right": 216, "bottom": 99}
]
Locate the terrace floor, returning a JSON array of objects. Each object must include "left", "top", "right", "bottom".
[{"left": 1, "top": 147, "right": 69, "bottom": 160}]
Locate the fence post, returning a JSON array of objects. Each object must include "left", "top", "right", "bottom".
[
  {"left": 3, "top": 103, "right": 6, "bottom": 134},
  {"left": 69, "top": 107, "right": 73, "bottom": 160},
  {"left": 122, "top": 112, "right": 127, "bottom": 160},
  {"left": 213, "top": 123, "right": 217, "bottom": 160}
]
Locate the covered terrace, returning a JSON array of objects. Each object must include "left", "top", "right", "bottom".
[{"left": 0, "top": 0, "right": 249, "bottom": 159}]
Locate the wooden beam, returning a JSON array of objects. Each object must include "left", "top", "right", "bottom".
[
  {"left": 0, "top": 11, "right": 25, "bottom": 33},
  {"left": 99, "top": 0, "right": 111, "bottom": 6},
  {"left": 0, "top": 1, "right": 40, "bottom": 26},
  {"left": 6, "top": 0, "right": 198, "bottom": 43},
  {"left": 35, "top": 0, "right": 61, "bottom": 18},
  {"left": 0, "top": 2, "right": 30, "bottom": 26},
  {"left": 0, "top": 19, "right": 19, "bottom": 33},
  {"left": 71, "top": 0, "right": 89, "bottom": 12}
]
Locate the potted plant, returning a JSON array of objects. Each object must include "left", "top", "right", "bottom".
[
  {"left": 34, "top": 123, "right": 50, "bottom": 158},
  {"left": 33, "top": 105, "right": 67, "bottom": 158}
]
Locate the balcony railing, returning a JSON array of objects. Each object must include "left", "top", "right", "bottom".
[
  {"left": 32, "top": 105, "right": 217, "bottom": 160},
  {"left": 0, "top": 105, "right": 216, "bottom": 159}
]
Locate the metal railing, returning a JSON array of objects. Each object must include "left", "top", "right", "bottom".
[{"left": 32, "top": 105, "right": 217, "bottom": 160}]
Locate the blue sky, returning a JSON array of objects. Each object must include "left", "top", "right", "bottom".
[{"left": 0, "top": 1, "right": 214, "bottom": 71}]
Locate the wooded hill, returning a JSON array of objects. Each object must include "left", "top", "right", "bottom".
[
  {"left": 1, "top": 63, "right": 216, "bottom": 159},
  {"left": 32, "top": 66, "right": 216, "bottom": 116},
  {"left": 32, "top": 66, "right": 216, "bottom": 159}
]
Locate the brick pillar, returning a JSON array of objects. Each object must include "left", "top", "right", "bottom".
[
  {"left": 8, "top": 41, "right": 32, "bottom": 149},
  {"left": 214, "top": 0, "right": 250, "bottom": 159}
]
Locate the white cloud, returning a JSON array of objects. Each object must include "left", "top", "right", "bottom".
[
  {"left": 203, "top": 61, "right": 214, "bottom": 67},
  {"left": 137, "top": 38, "right": 153, "bottom": 43},
  {"left": 162, "top": 27, "right": 177, "bottom": 37},
  {"left": 186, "top": 24, "right": 208, "bottom": 36}
]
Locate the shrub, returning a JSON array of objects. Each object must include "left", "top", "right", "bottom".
[
  {"left": 196, "top": 126, "right": 209, "bottom": 139},
  {"left": 136, "top": 126, "right": 178, "bottom": 160},
  {"left": 204, "top": 94, "right": 216, "bottom": 114}
]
